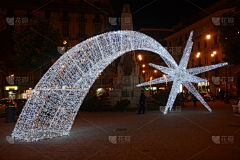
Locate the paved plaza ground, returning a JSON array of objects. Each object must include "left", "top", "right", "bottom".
[{"left": 0, "top": 99, "right": 240, "bottom": 160}]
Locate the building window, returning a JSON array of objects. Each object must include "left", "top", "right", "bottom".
[
  {"left": 45, "top": 11, "right": 51, "bottom": 19},
  {"left": 204, "top": 39, "right": 207, "bottom": 48},
  {"left": 169, "top": 41, "right": 171, "bottom": 47},
  {"left": 215, "top": 69, "right": 219, "bottom": 76},
  {"left": 159, "top": 33, "right": 163, "bottom": 39},
  {"left": 205, "top": 72, "right": 208, "bottom": 78},
  {"left": 215, "top": 54, "right": 218, "bottom": 62},
  {"left": 95, "top": 14, "right": 100, "bottom": 19},
  {"left": 199, "top": 73, "right": 202, "bottom": 78},
  {"left": 78, "top": 12, "right": 86, "bottom": 22},
  {"left": 197, "top": 28, "right": 200, "bottom": 35},
  {"left": 94, "top": 0, "right": 100, "bottom": 6},
  {"left": 79, "top": 0, "right": 83, "bottom": 5},
  {"left": 185, "top": 34, "right": 188, "bottom": 41},
  {"left": 198, "top": 57, "right": 201, "bottom": 65},
  {"left": 93, "top": 14, "right": 103, "bottom": 23},
  {"left": 205, "top": 58, "right": 208, "bottom": 64},
  {"left": 62, "top": 24, "right": 69, "bottom": 37},
  {"left": 204, "top": 25, "right": 206, "bottom": 31},
  {"left": 63, "top": 0, "right": 68, "bottom": 4},
  {"left": 79, "top": 24, "right": 85, "bottom": 38},
  {"left": 80, "top": 13, "right": 84, "bottom": 19},
  {"left": 180, "top": 36, "right": 182, "bottom": 44},
  {"left": 214, "top": 35, "right": 218, "bottom": 45},
  {"left": 95, "top": 25, "right": 101, "bottom": 35},
  {"left": 191, "top": 59, "right": 194, "bottom": 67},
  {"left": 198, "top": 42, "right": 200, "bottom": 50},
  {"left": 175, "top": 39, "right": 177, "bottom": 45},
  {"left": 27, "top": 9, "right": 33, "bottom": 18}
]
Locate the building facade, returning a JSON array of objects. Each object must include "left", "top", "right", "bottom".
[
  {"left": 135, "top": 28, "right": 173, "bottom": 93},
  {"left": 0, "top": 0, "right": 116, "bottom": 99},
  {"left": 164, "top": 0, "right": 240, "bottom": 96}
]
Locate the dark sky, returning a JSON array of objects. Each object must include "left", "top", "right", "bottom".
[{"left": 110, "top": 0, "right": 219, "bottom": 30}]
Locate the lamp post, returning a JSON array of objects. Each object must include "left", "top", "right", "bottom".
[
  {"left": 225, "top": 67, "right": 230, "bottom": 103},
  {"left": 150, "top": 77, "right": 153, "bottom": 96},
  {"left": 163, "top": 74, "right": 167, "bottom": 86}
]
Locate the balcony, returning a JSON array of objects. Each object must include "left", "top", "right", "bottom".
[
  {"left": 93, "top": 18, "right": 103, "bottom": 24},
  {"left": 77, "top": 18, "right": 87, "bottom": 23},
  {"left": 60, "top": 17, "right": 71, "bottom": 23}
]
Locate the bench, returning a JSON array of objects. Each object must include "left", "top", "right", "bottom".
[
  {"left": 232, "top": 99, "right": 240, "bottom": 113},
  {"left": 232, "top": 105, "right": 240, "bottom": 113}
]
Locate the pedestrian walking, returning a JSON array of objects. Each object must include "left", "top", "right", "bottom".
[{"left": 138, "top": 90, "right": 146, "bottom": 114}]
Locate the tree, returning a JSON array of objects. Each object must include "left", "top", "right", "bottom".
[
  {"left": 0, "top": 28, "right": 17, "bottom": 98},
  {"left": 12, "top": 14, "right": 62, "bottom": 76},
  {"left": 218, "top": 8, "right": 240, "bottom": 66}
]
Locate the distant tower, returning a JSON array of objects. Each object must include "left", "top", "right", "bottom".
[
  {"left": 121, "top": 4, "right": 133, "bottom": 30},
  {"left": 110, "top": 4, "right": 144, "bottom": 107}
]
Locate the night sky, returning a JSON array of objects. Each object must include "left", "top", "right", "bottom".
[{"left": 110, "top": 0, "right": 219, "bottom": 30}]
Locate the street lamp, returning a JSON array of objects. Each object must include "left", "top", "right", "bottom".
[
  {"left": 211, "top": 51, "right": 217, "bottom": 57},
  {"left": 142, "top": 64, "right": 145, "bottom": 67},
  {"left": 196, "top": 52, "right": 200, "bottom": 58},
  {"left": 138, "top": 55, "right": 142, "bottom": 61},
  {"left": 163, "top": 74, "right": 167, "bottom": 86},
  {"left": 150, "top": 77, "right": 153, "bottom": 96},
  {"left": 63, "top": 40, "right": 67, "bottom": 45},
  {"left": 206, "top": 34, "right": 211, "bottom": 39}
]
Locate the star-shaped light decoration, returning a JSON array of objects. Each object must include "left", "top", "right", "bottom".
[{"left": 137, "top": 31, "right": 228, "bottom": 114}]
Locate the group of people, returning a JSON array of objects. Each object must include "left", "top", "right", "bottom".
[{"left": 137, "top": 88, "right": 229, "bottom": 114}]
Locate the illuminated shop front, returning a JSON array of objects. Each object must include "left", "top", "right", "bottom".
[
  {"left": 197, "top": 82, "right": 210, "bottom": 92},
  {"left": 5, "top": 86, "right": 18, "bottom": 99},
  {"left": 4, "top": 86, "right": 33, "bottom": 99}
]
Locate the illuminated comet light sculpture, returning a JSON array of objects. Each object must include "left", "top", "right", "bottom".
[
  {"left": 12, "top": 30, "right": 227, "bottom": 142},
  {"left": 136, "top": 31, "right": 227, "bottom": 114}
]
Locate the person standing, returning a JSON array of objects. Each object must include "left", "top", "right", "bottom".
[
  {"left": 220, "top": 89, "right": 225, "bottom": 102},
  {"left": 138, "top": 90, "right": 146, "bottom": 114},
  {"left": 193, "top": 96, "right": 197, "bottom": 107}
]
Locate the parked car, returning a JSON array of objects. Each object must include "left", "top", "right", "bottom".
[
  {"left": 0, "top": 98, "right": 18, "bottom": 114},
  {"left": 14, "top": 99, "right": 27, "bottom": 115}
]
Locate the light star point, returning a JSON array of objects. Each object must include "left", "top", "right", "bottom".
[{"left": 136, "top": 31, "right": 228, "bottom": 114}]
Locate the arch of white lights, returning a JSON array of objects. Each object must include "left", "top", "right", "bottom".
[
  {"left": 12, "top": 30, "right": 227, "bottom": 142},
  {"left": 12, "top": 30, "right": 179, "bottom": 142}
]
